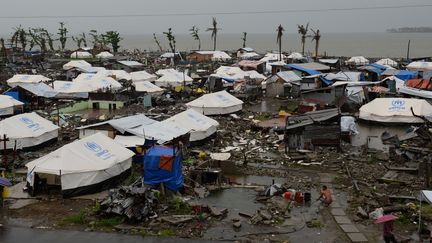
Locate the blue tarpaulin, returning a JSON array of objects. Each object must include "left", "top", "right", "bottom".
[
  {"left": 285, "top": 64, "right": 333, "bottom": 85},
  {"left": 396, "top": 70, "right": 417, "bottom": 81},
  {"left": 369, "top": 63, "right": 388, "bottom": 70},
  {"left": 143, "top": 146, "right": 183, "bottom": 192}
]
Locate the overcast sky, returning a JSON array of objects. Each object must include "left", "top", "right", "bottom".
[{"left": 1, "top": 0, "right": 431, "bottom": 35}]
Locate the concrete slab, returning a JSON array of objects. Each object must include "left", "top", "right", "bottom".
[
  {"left": 334, "top": 216, "right": 352, "bottom": 224},
  {"left": 347, "top": 233, "right": 368, "bottom": 242},
  {"left": 331, "top": 208, "right": 346, "bottom": 216},
  {"left": 339, "top": 224, "right": 360, "bottom": 233},
  {"left": 331, "top": 202, "right": 342, "bottom": 208},
  {"left": 8, "top": 181, "right": 35, "bottom": 199},
  {"left": 8, "top": 199, "right": 39, "bottom": 209}
]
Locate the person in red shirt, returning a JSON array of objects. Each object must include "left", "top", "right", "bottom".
[{"left": 319, "top": 185, "right": 333, "bottom": 206}]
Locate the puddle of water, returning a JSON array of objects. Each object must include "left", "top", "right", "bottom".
[{"left": 225, "top": 175, "right": 285, "bottom": 186}]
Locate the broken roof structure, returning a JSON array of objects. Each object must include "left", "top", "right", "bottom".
[
  {"left": 26, "top": 133, "right": 135, "bottom": 197},
  {"left": 186, "top": 90, "right": 244, "bottom": 115},
  {"left": 0, "top": 112, "right": 59, "bottom": 150}
]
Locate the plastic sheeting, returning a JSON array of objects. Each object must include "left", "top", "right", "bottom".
[
  {"left": 341, "top": 116, "right": 359, "bottom": 134},
  {"left": 7, "top": 74, "right": 51, "bottom": 88},
  {"left": 143, "top": 146, "right": 183, "bottom": 192}
]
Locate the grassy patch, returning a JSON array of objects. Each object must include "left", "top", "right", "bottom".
[
  {"left": 157, "top": 228, "right": 175, "bottom": 237},
  {"left": 307, "top": 219, "right": 324, "bottom": 228},
  {"left": 94, "top": 216, "right": 124, "bottom": 228},
  {"left": 395, "top": 214, "right": 410, "bottom": 226},
  {"left": 64, "top": 209, "right": 87, "bottom": 224}
]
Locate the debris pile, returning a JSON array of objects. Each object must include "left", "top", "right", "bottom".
[{"left": 101, "top": 186, "right": 159, "bottom": 221}]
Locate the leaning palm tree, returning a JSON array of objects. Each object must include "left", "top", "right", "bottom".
[
  {"left": 189, "top": 26, "right": 201, "bottom": 50},
  {"left": 297, "top": 23, "right": 309, "bottom": 55},
  {"left": 276, "top": 24, "right": 284, "bottom": 61},
  {"left": 311, "top": 29, "right": 321, "bottom": 60},
  {"left": 206, "top": 17, "right": 220, "bottom": 51}
]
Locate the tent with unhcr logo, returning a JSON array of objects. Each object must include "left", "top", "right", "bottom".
[{"left": 25, "top": 133, "right": 135, "bottom": 197}]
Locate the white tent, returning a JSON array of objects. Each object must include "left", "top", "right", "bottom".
[
  {"left": 287, "top": 52, "right": 304, "bottom": 60},
  {"left": 163, "top": 109, "right": 219, "bottom": 142},
  {"left": 63, "top": 60, "right": 92, "bottom": 70},
  {"left": 130, "top": 71, "right": 157, "bottom": 83},
  {"left": 346, "top": 56, "right": 369, "bottom": 66},
  {"left": 359, "top": 98, "right": 432, "bottom": 123},
  {"left": 155, "top": 71, "right": 193, "bottom": 87},
  {"left": 0, "top": 112, "right": 59, "bottom": 150},
  {"left": 97, "top": 70, "right": 132, "bottom": 81},
  {"left": 70, "top": 51, "right": 93, "bottom": 59},
  {"left": 376, "top": 58, "right": 398, "bottom": 68},
  {"left": 133, "top": 81, "right": 164, "bottom": 94},
  {"left": 238, "top": 52, "right": 260, "bottom": 60},
  {"left": 244, "top": 70, "right": 267, "bottom": 81},
  {"left": 186, "top": 90, "right": 244, "bottom": 115},
  {"left": 114, "top": 135, "right": 145, "bottom": 147},
  {"left": 407, "top": 61, "right": 432, "bottom": 71},
  {"left": 7, "top": 74, "right": 51, "bottom": 87},
  {"left": 25, "top": 133, "right": 134, "bottom": 197},
  {"left": 0, "top": 95, "right": 24, "bottom": 116},
  {"left": 211, "top": 51, "right": 232, "bottom": 61},
  {"left": 95, "top": 51, "right": 114, "bottom": 59}
]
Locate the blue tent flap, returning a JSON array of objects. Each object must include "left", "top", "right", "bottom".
[
  {"left": 286, "top": 64, "right": 321, "bottom": 76},
  {"left": 143, "top": 146, "right": 183, "bottom": 192},
  {"left": 396, "top": 70, "right": 417, "bottom": 81}
]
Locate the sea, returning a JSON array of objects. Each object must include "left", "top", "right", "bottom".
[{"left": 119, "top": 32, "right": 432, "bottom": 58}]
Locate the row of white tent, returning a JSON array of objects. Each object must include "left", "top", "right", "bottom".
[{"left": 70, "top": 51, "right": 114, "bottom": 59}]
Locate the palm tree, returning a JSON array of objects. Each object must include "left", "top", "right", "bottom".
[
  {"left": 153, "top": 33, "right": 163, "bottom": 52},
  {"left": 163, "top": 28, "right": 176, "bottom": 65},
  {"left": 189, "top": 26, "right": 201, "bottom": 50},
  {"left": 276, "top": 24, "right": 284, "bottom": 61},
  {"left": 206, "top": 17, "right": 220, "bottom": 51},
  {"left": 311, "top": 29, "right": 321, "bottom": 60},
  {"left": 297, "top": 23, "right": 309, "bottom": 55},
  {"left": 242, "top": 32, "right": 247, "bottom": 48}
]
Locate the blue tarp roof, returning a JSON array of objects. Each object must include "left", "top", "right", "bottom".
[
  {"left": 369, "top": 63, "right": 388, "bottom": 70},
  {"left": 396, "top": 70, "right": 417, "bottom": 81},
  {"left": 143, "top": 146, "right": 183, "bottom": 192},
  {"left": 286, "top": 64, "right": 321, "bottom": 76}
]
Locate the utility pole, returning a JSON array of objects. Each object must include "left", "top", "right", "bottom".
[{"left": 0, "top": 135, "right": 9, "bottom": 169}]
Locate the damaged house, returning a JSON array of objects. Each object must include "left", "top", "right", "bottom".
[{"left": 284, "top": 108, "right": 341, "bottom": 152}]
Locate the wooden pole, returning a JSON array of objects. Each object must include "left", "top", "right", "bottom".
[
  {"left": 1, "top": 135, "right": 9, "bottom": 169},
  {"left": 407, "top": 40, "right": 411, "bottom": 60}
]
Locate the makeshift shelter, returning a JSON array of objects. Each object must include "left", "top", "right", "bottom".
[
  {"left": 346, "top": 56, "right": 369, "bottom": 66},
  {"left": 25, "top": 133, "right": 134, "bottom": 197},
  {"left": 163, "top": 109, "right": 219, "bottom": 142},
  {"left": 155, "top": 71, "right": 193, "bottom": 88},
  {"left": 73, "top": 74, "right": 122, "bottom": 92},
  {"left": 6, "top": 74, "right": 50, "bottom": 88},
  {"left": 287, "top": 52, "right": 304, "bottom": 60},
  {"left": 186, "top": 90, "right": 244, "bottom": 115},
  {"left": 126, "top": 121, "right": 190, "bottom": 145},
  {"left": 115, "top": 60, "right": 145, "bottom": 72},
  {"left": 95, "top": 51, "right": 114, "bottom": 59},
  {"left": 70, "top": 51, "right": 93, "bottom": 59},
  {"left": 359, "top": 98, "right": 432, "bottom": 123},
  {"left": 264, "top": 71, "right": 302, "bottom": 97},
  {"left": 0, "top": 95, "right": 24, "bottom": 116},
  {"left": 143, "top": 146, "right": 183, "bottom": 192},
  {"left": 0, "top": 112, "right": 59, "bottom": 150},
  {"left": 133, "top": 81, "right": 164, "bottom": 94}
]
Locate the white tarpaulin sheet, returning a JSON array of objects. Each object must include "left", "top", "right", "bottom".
[
  {"left": 163, "top": 109, "right": 219, "bottom": 141},
  {"left": 126, "top": 121, "right": 189, "bottom": 144},
  {"left": 133, "top": 81, "right": 164, "bottom": 94},
  {"left": 155, "top": 71, "right": 193, "bottom": 87},
  {"left": 17, "top": 83, "right": 59, "bottom": 98},
  {"left": 53, "top": 81, "right": 89, "bottom": 99},
  {"left": 7, "top": 74, "right": 50, "bottom": 87},
  {"left": 376, "top": 58, "right": 398, "bottom": 68},
  {"left": 63, "top": 60, "right": 92, "bottom": 70},
  {"left": 186, "top": 90, "right": 244, "bottom": 115},
  {"left": 0, "top": 95, "right": 23, "bottom": 116},
  {"left": 114, "top": 135, "right": 144, "bottom": 147},
  {"left": 95, "top": 51, "right": 114, "bottom": 59},
  {"left": 25, "top": 133, "right": 134, "bottom": 191},
  {"left": 130, "top": 71, "right": 157, "bottom": 83},
  {"left": 359, "top": 98, "right": 432, "bottom": 123},
  {"left": 70, "top": 51, "right": 93, "bottom": 59},
  {"left": 346, "top": 56, "right": 369, "bottom": 65},
  {"left": 97, "top": 70, "right": 132, "bottom": 81},
  {"left": 0, "top": 112, "right": 59, "bottom": 149},
  {"left": 77, "top": 114, "right": 156, "bottom": 135},
  {"left": 73, "top": 74, "right": 122, "bottom": 92},
  {"left": 407, "top": 61, "right": 432, "bottom": 71}
]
